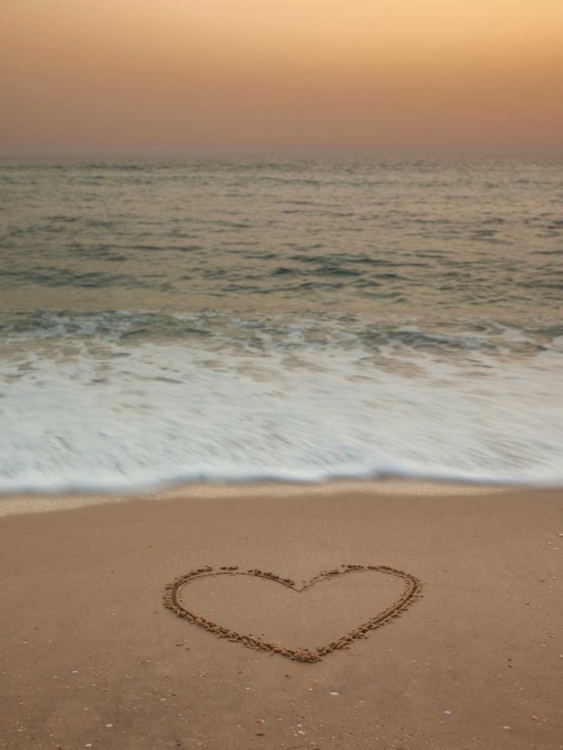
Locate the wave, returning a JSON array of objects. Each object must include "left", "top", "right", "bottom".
[
  {"left": 1, "top": 320, "right": 563, "bottom": 494},
  {"left": 1, "top": 310, "right": 561, "bottom": 355}
]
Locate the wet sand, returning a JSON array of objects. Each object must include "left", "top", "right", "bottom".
[{"left": 1, "top": 483, "right": 562, "bottom": 749}]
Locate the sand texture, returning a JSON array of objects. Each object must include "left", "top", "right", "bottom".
[
  {"left": 1, "top": 484, "right": 562, "bottom": 749},
  {"left": 164, "top": 564, "right": 422, "bottom": 662}
]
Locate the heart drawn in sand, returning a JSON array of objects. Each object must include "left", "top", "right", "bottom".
[{"left": 163, "top": 565, "right": 423, "bottom": 662}]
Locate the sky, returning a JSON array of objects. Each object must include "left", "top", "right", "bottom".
[{"left": 1, "top": 0, "right": 563, "bottom": 152}]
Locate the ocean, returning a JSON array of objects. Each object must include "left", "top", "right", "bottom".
[{"left": 1, "top": 154, "right": 563, "bottom": 493}]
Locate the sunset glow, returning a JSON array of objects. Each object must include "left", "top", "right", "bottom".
[{"left": 2, "top": 0, "right": 563, "bottom": 151}]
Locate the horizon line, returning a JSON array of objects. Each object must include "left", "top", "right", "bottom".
[{"left": 2, "top": 143, "right": 563, "bottom": 159}]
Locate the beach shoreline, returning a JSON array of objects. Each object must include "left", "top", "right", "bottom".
[
  {"left": 0, "top": 478, "right": 509, "bottom": 518},
  {"left": 1, "top": 482, "right": 562, "bottom": 749}
]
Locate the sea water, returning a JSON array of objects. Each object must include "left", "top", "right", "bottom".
[{"left": 1, "top": 154, "right": 562, "bottom": 492}]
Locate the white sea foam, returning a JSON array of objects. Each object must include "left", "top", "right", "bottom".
[{"left": 1, "top": 333, "right": 563, "bottom": 493}]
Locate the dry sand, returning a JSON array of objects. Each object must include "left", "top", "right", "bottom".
[{"left": 0, "top": 482, "right": 562, "bottom": 749}]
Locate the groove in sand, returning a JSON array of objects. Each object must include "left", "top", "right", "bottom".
[{"left": 163, "top": 564, "right": 423, "bottom": 663}]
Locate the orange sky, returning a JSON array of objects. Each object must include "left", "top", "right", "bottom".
[{"left": 1, "top": 0, "right": 562, "bottom": 152}]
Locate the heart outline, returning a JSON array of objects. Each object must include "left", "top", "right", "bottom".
[{"left": 164, "top": 564, "right": 423, "bottom": 663}]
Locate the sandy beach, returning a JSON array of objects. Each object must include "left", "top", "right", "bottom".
[{"left": 0, "top": 483, "right": 562, "bottom": 750}]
